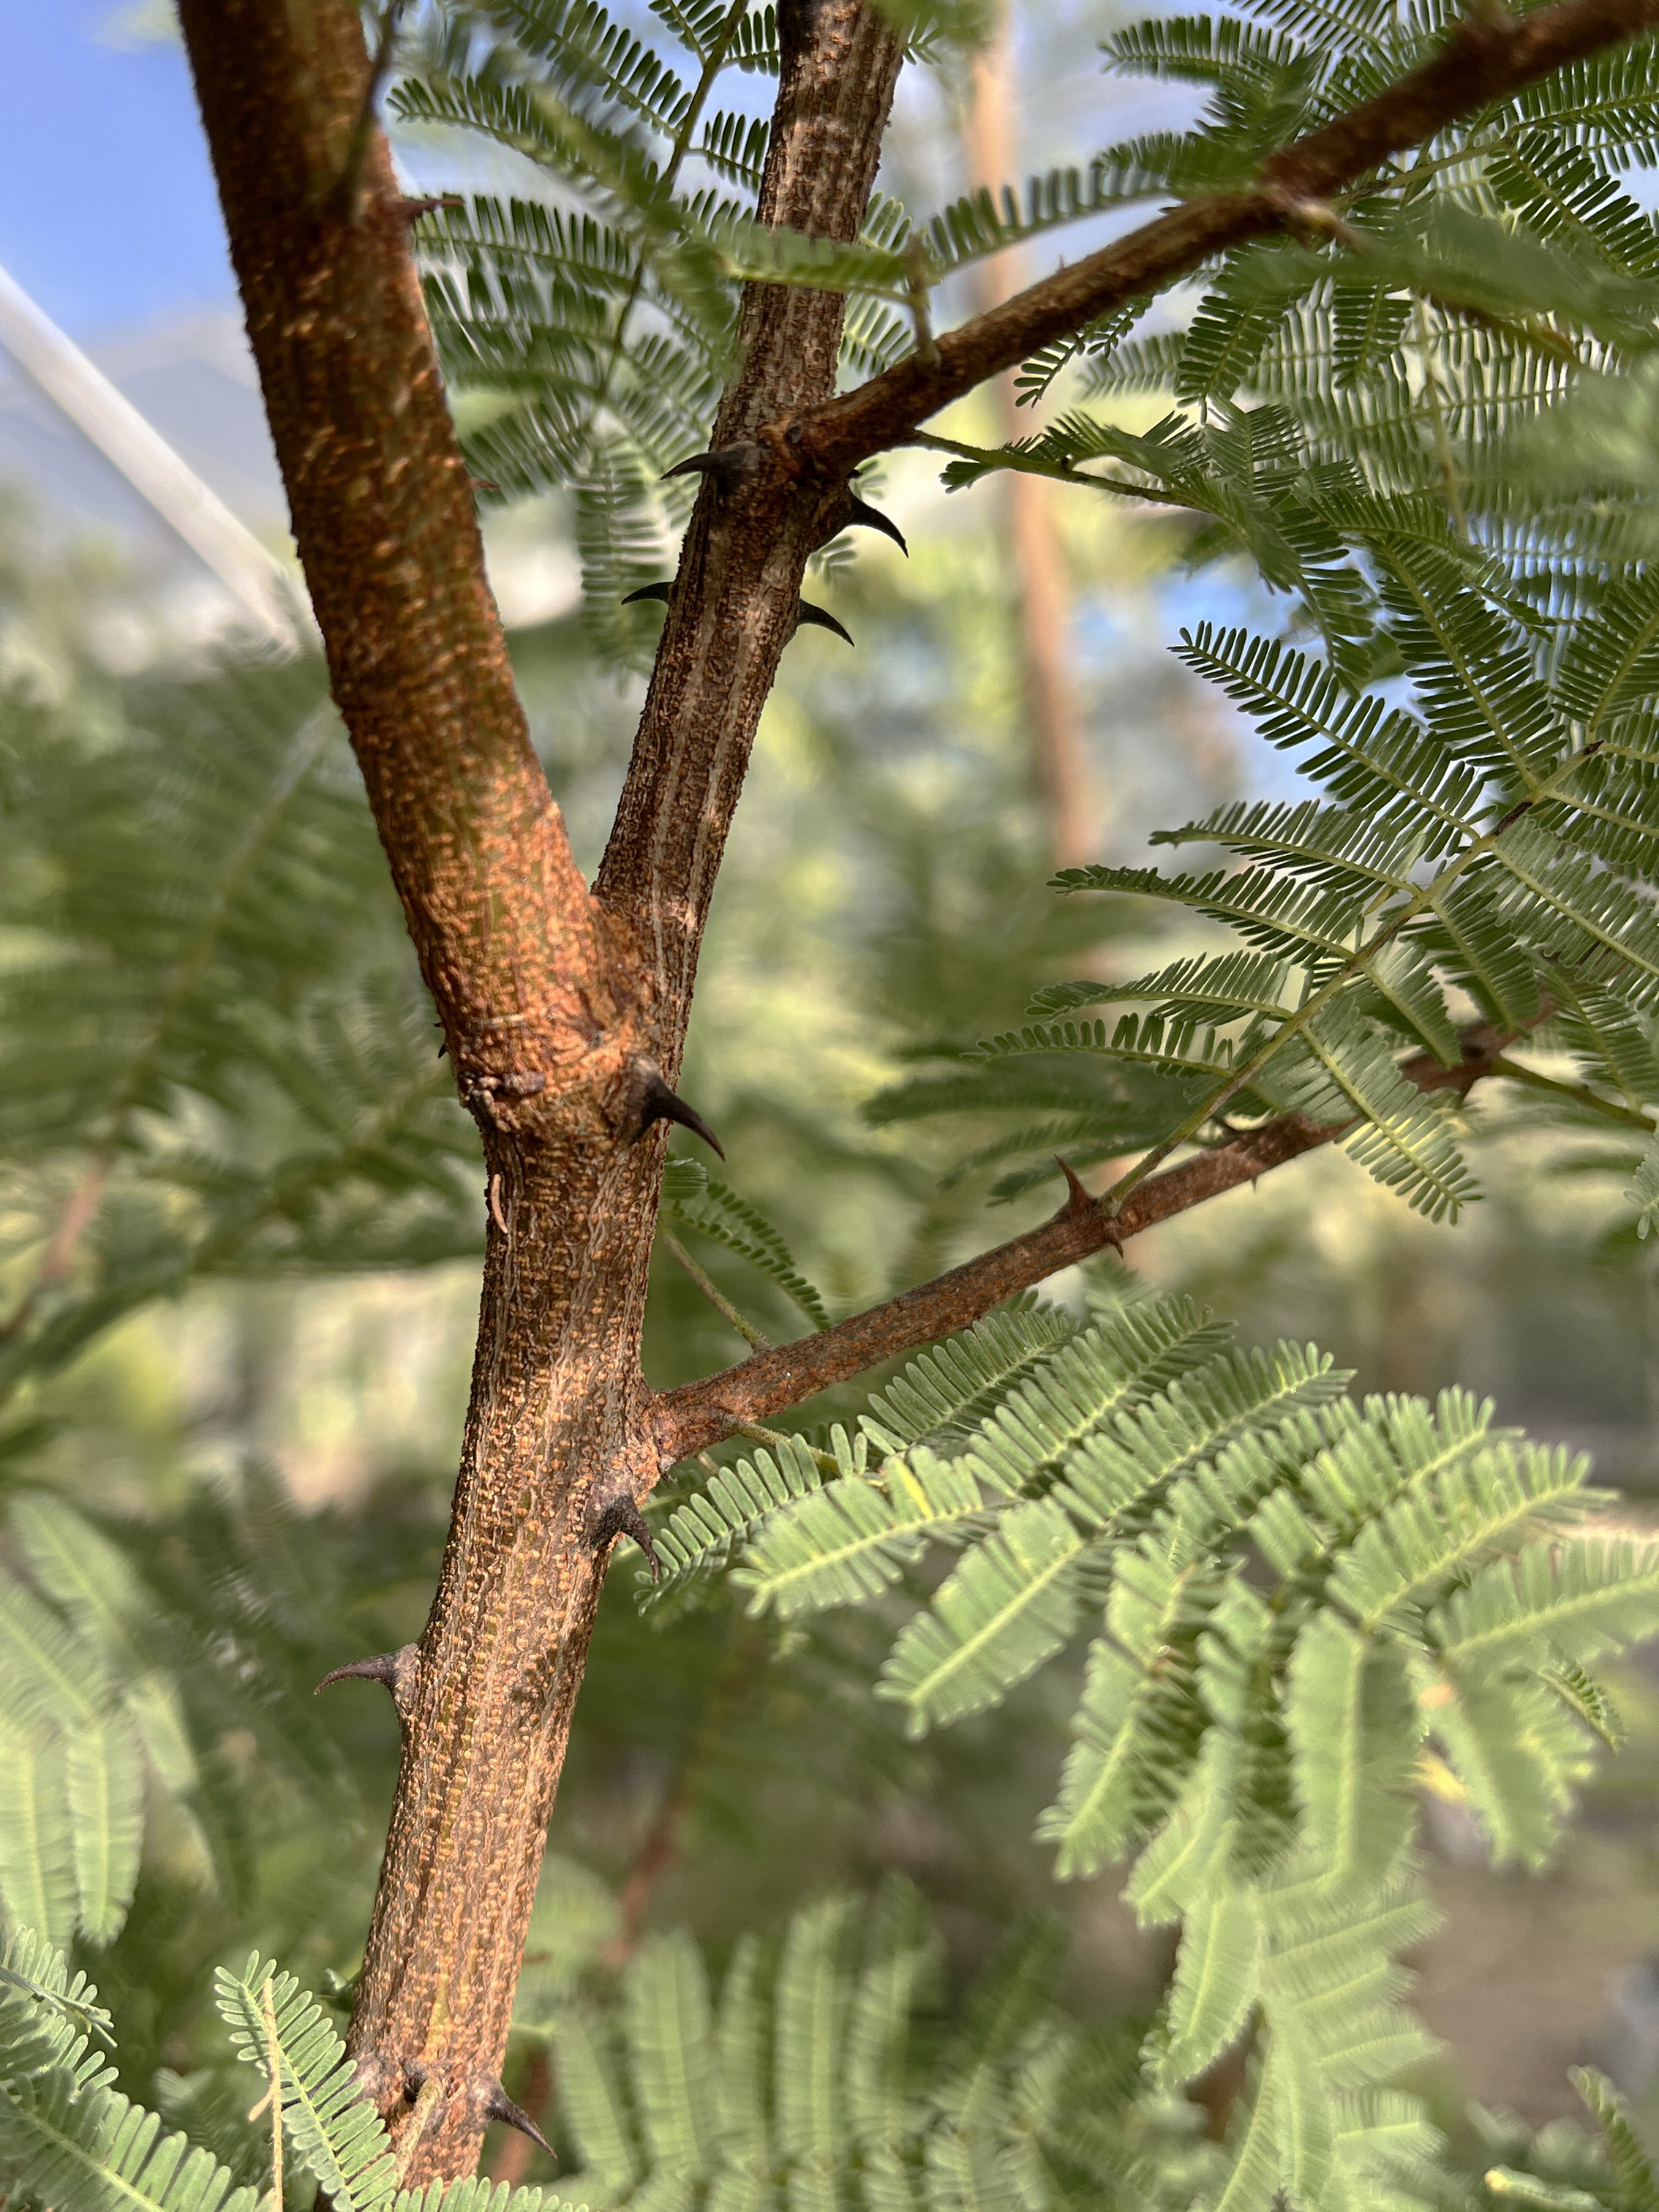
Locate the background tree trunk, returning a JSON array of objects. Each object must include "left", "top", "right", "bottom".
[{"left": 964, "top": 13, "right": 1093, "bottom": 870}]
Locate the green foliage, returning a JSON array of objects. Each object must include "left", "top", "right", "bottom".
[
  {"left": 886, "top": 533, "right": 1659, "bottom": 1216},
  {"left": 0, "top": 662, "right": 482, "bottom": 1397},
  {"left": 857, "top": 0, "right": 1659, "bottom": 1241},
  {"left": 0, "top": 1925, "right": 580, "bottom": 2212},
  {"left": 388, "top": 0, "right": 1189, "bottom": 642},
  {"left": 661, "top": 1159, "right": 830, "bottom": 1330},
  {"left": 10, "top": 0, "right": 1659, "bottom": 2200},
  {"left": 217, "top": 1953, "right": 402, "bottom": 2209},
  {"left": 0, "top": 1927, "right": 256, "bottom": 2212},
  {"left": 636, "top": 1287, "right": 1659, "bottom": 2208},
  {"left": 547, "top": 1879, "right": 1206, "bottom": 2211}
]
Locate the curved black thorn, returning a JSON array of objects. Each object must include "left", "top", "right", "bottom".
[
  {"left": 662, "top": 443, "right": 754, "bottom": 490},
  {"left": 639, "top": 1071, "right": 724, "bottom": 1159},
  {"left": 315, "top": 1652, "right": 401, "bottom": 1696},
  {"left": 590, "top": 1496, "right": 663, "bottom": 1583},
  {"left": 796, "top": 599, "right": 854, "bottom": 647},
  {"left": 486, "top": 2080, "right": 557, "bottom": 2159},
  {"left": 622, "top": 581, "right": 673, "bottom": 606},
  {"left": 846, "top": 493, "right": 908, "bottom": 554}
]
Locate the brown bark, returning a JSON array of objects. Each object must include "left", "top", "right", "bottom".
[
  {"left": 656, "top": 1020, "right": 1518, "bottom": 1462},
  {"left": 595, "top": 0, "right": 906, "bottom": 986},
  {"left": 173, "top": 0, "right": 1658, "bottom": 2185},
  {"left": 795, "top": 0, "right": 1659, "bottom": 475},
  {"left": 178, "top": 0, "right": 900, "bottom": 2183}
]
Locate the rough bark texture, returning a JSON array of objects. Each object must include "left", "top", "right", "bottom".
[
  {"left": 595, "top": 0, "right": 906, "bottom": 996},
  {"left": 176, "top": 0, "right": 1655, "bottom": 2185},
  {"left": 178, "top": 0, "right": 900, "bottom": 2182}
]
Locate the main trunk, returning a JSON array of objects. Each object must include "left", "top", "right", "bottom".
[
  {"left": 178, "top": 0, "right": 900, "bottom": 2181},
  {"left": 347, "top": 1129, "right": 662, "bottom": 2168}
]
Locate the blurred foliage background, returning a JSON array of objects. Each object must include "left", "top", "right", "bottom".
[{"left": 6, "top": 4, "right": 1659, "bottom": 2192}]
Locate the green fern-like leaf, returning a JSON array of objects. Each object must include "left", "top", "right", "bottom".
[
  {"left": 215, "top": 1954, "right": 399, "bottom": 2211},
  {"left": 732, "top": 1448, "right": 988, "bottom": 1620},
  {"left": 0, "top": 1930, "right": 255, "bottom": 2212},
  {"left": 661, "top": 1159, "right": 830, "bottom": 1329}
]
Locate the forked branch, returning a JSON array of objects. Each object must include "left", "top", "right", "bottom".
[{"left": 794, "top": 0, "right": 1659, "bottom": 475}]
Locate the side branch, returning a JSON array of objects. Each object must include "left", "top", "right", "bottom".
[
  {"left": 654, "top": 1024, "right": 1511, "bottom": 1463},
  {"left": 796, "top": 0, "right": 1659, "bottom": 473}
]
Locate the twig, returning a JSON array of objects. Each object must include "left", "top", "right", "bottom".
[
  {"left": 1487, "top": 1055, "right": 1657, "bottom": 1130},
  {"left": 334, "top": 0, "right": 410, "bottom": 221},
  {"left": 905, "top": 240, "right": 938, "bottom": 366},
  {"left": 655, "top": 1015, "right": 1532, "bottom": 1462},
  {"left": 726, "top": 1417, "right": 840, "bottom": 1472},
  {"left": 0, "top": 1148, "right": 113, "bottom": 1344},
  {"left": 662, "top": 1229, "right": 772, "bottom": 1350},
  {"left": 911, "top": 430, "right": 1197, "bottom": 510},
  {"left": 392, "top": 2077, "right": 444, "bottom": 2185},
  {"left": 797, "top": 0, "right": 1659, "bottom": 474},
  {"left": 252, "top": 1976, "right": 284, "bottom": 2212}
]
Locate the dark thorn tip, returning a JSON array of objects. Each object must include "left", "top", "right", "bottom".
[
  {"left": 592, "top": 1496, "right": 663, "bottom": 1582},
  {"left": 846, "top": 494, "right": 908, "bottom": 555},
  {"left": 486, "top": 2080, "right": 557, "bottom": 2158},
  {"left": 315, "top": 1652, "right": 401, "bottom": 1696},
  {"left": 796, "top": 600, "right": 854, "bottom": 647},
  {"left": 622, "top": 581, "right": 673, "bottom": 606},
  {"left": 639, "top": 1072, "right": 724, "bottom": 1159},
  {"left": 661, "top": 445, "right": 749, "bottom": 486}
]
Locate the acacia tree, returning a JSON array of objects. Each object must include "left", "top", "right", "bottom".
[
  {"left": 8, "top": 0, "right": 1659, "bottom": 2197},
  {"left": 154, "top": 0, "right": 1659, "bottom": 2183}
]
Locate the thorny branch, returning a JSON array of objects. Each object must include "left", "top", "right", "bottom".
[
  {"left": 655, "top": 1020, "right": 1530, "bottom": 1464},
  {"left": 645, "top": 0, "right": 1659, "bottom": 1466},
  {"left": 789, "top": 0, "right": 1659, "bottom": 475},
  {"left": 173, "top": 0, "right": 1659, "bottom": 2178}
]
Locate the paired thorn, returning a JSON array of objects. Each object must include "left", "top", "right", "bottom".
[
  {"left": 794, "top": 600, "right": 854, "bottom": 647},
  {"left": 1053, "top": 1156, "right": 1126, "bottom": 1252},
  {"left": 845, "top": 492, "right": 908, "bottom": 555},
  {"left": 624, "top": 581, "right": 851, "bottom": 648},
  {"left": 486, "top": 2079, "right": 557, "bottom": 2158},
  {"left": 315, "top": 1652, "right": 401, "bottom": 1693},
  {"left": 590, "top": 1494, "right": 663, "bottom": 1582},
  {"left": 639, "top": 1071, "right": 724, "bottom": 1157}
]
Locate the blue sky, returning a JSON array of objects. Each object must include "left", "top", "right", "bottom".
[{"left": 0, "top": 4, "right": 235, "bottom": 338}]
